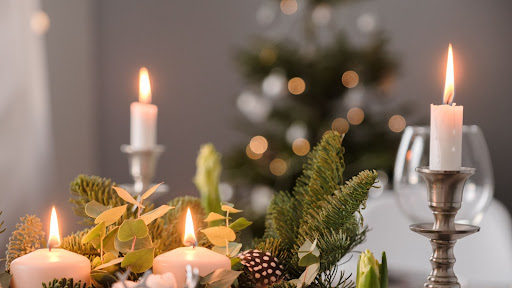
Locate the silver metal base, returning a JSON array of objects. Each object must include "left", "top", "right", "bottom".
[
  {"left": 410, "top": 167, "right": 479, "bottom": 288},
  {"left": 121, "top": 144, "right": 165, "bottom": 195}
]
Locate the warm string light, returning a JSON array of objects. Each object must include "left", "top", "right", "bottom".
[
  {"left": 249, "top": 136, "right": 268, "bottom": 154},
  {"left": 139, "top": 67, "right": 152, "bottom": 104},
  {"left": 342, "top": 71, "right": 359, "bottom": 88},
  {"left": 389, "top": 115, "right": 406, "bottom": 133},
  {"left": 270, "top": 158, "right": 287, "bottom": 176},
  {"left": 347, "top": 107, "right": 364, "bottom": 125},
  {"left": 246, "top": 144, "right": 263, "bottom": 160},
  {"left": 331, "top": 118, "right": 349, "bottom": 134},
  {"left": 288, "top": 77, "right": 306, "bottom": 95},
  {"left": 280, "top": 0, "right": 298, "bottom": 15},
  {"left": 292, "top": 138, "right": 310, "bottom": 156}
]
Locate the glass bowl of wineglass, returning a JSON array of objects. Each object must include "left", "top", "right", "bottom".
[{"left": 393, "top": 125, "right": 494, "bottom": 225}]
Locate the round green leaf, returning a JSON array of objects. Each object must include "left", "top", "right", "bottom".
[
  {"left": 95, "top": 205, "right": 128, "bottom": 226},
  {"left": 118, "top": 219, "right": 148, "bottom": 241},
  {"left": 121, "top": 247, "right": 154, "bottom": 273},
  {"left": 229, "top": 217, "right": 253, "bottom": 231},
  {"left": 85, "top": 200, "right": 110, "bottom": 218},
  {"left": 201, "top": 226, "right": 236, "bottom": 246},
  {"left": 115, "top": 234, "right": 153, "bottom": 254},
  {"left": 82, "top": 222, "right": 106, "bottom": 244}
]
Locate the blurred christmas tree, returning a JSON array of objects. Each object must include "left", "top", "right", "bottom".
[{"left": 225, "top": 0, "right": 408, "bottom": 236}]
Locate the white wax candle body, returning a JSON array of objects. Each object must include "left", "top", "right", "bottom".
[
  {"left": 153, "top": 247, "right": 231, "bottom": 287},
  {"left": 10, "top": 248, "right": 91, "bottom": 288},
  {"left": 130, "top": 102, "right": 158, "bottom": 149},
  {"left": 430, "top": 104, "right": 463, "bottom": 170}
]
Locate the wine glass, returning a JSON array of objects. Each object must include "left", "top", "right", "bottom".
[{"left": 394, "top": 125, "right": 494, "bottom": 225}]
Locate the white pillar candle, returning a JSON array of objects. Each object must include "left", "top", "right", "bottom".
[
  {"left": 153, "top": 209, "right": 231, "bottom": 287},
  {"left": 430, "top": 44, "right": 463, "bottom": 171},
  {"left": 10, "top": 208, "right": 91, "bottom": 288},
  {"left": 130, "top": 67, "right": 158, "bottom": 149}
]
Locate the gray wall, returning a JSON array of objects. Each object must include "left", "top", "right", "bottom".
[{"left": 42, "top": 1, "right": 512, "bottom": 217}]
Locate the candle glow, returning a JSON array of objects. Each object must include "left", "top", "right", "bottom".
[
  {"left": 443, "top": 43, "right": 455, "bottom": 105},
  {"left": 139, "top": 67, "right": 152, "bottom": 104},
  {"left": 183, "top": 208, "right": 197, "bottom": 247},
  {"left": 48, "top": 207, "right": 61, "bottom": 250}
]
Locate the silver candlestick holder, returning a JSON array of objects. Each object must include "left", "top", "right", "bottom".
[
  {"left": 410, "top": 167, "right": 480, "bottom": 288},
  {"left": 120, "top": 144, "right": 169, "bottom": 203}
]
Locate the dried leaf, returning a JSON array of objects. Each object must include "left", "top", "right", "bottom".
[
  {"left": 85, "top": 200, "right": 110, "bottom": 218},
  {"left": 201, "top": 226, "right": 236, "bottom": 246},
  {"left": 140, "top": 205, "right": 173, "bottom": 225},
  {"left": 200, "top": 269, "right": 242, "bottom": 288},
  {"left": 204, "top": 212, "right": 227, "bottom": 222},
  {"left": 95, "top": 205, "right": 128, "bottom": 226},
  {"left": 118, "top": 219, "right": 148, "bottom": 241},
  {"left": 142, "top": 182, "right": 164, "bottom": 200},
  {"left": 112, "top": 186, "right": 143, "bottom": 208},
  {"left": 121, "top": 247, "right": 154, "bottom": 273},
  {"left": 229, "top": 217, "right": 252, "bottom": 231}
]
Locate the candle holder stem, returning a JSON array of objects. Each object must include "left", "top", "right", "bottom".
[
  {"left": 121, "top": 145, "right": 166, "bottom": 195},
  {"left": 410, "top": 167, "right": 480, "bottom": 288}
]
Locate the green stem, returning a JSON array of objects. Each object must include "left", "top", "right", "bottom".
[{"left": 100, "top": 236, "right": 104, "bottom": 263}]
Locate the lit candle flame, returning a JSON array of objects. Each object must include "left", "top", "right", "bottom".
[
  {"left": 443, "top": 43, "right": 455, "bottom": 105},
  {"left": 183, "top": 208, "right": 197, "bottom": 247},
  {"left": 139, "top": 67, "right": 152, "bottom": 104},
  {"left": 48, "top": 207, "right": 61, "bottom": 250}
]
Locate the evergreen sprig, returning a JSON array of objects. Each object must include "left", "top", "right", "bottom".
[
  {"left": 60, "top": 229, "right": 100, "bottom": 261},
  {"left": 0, "top": 211, "right": 5, "bottom": 234},
  {"left": 5, "top": 215, "right": 45, "bottom": 272},
  {"left": 265, "top": 131, "right": 377, "bottom": 284},
  {"left": 42, "top": 278, "right": 92, "bottom": 288}
]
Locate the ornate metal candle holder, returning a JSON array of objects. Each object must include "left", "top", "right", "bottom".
[
  {"left": 410, "top": 167, "right": 480, "bottom": 288},
  {"left": 120, "top": 145, "right": 168, "bottom": 202}
]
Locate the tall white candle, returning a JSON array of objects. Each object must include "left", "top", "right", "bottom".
[
  {"left": 10, "top": 208, "right": 91, "bottom": 288},
  {"left": 430, "top": 44, "right": 463, "bottom": 171},
  {"left": 130, "top": 67, "right": 158, "bottom": 149}
]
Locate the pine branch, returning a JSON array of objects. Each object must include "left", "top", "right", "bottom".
[
  {"left": 69, "top": 175, "right": 153, "bottom": 226},
  {"left": 60, "top": 229, "right": 100, "bottom": 261},
  {"left": 5, "top": 215, "right": 45, "bottom": 272},
  {"left": 0, "top": 211, "right": 5, "bottom": 234},
  {"left": 42, "top": 278, "right": 92, "bottom": 288}
]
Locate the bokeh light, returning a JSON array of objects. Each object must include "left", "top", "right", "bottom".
[
  {"left": 31, "top": 11, "right": 50, "bottom": 35},
  {"left": 262, "top": 71, "right": 286, "bottom": 99},
  {"left": 246, "top": 144, "right": 263, "bottom": 160},
  {"left": 347, "top": 107, "right": 365, "bottom": 125},
  {"left": 286, "top": 122, "right": 308, "bottom": 144},
  {"left": 342, "top": 71, "right": 359, "bottom": 88},
  {"left": 270, "top": 158, "right": 287, "bottom": 176},
  {"left": 249, "top": 136, "right": 268, "bottom": 154},
  {"left": 259, "top": 47, "right": 277, "bottom": 66},
  {"left": 312, "top": 4, "right": 331, "bottom": 26},
  {"left": 251, "top": 186, "right": 274, "bottom": 214},
  {"left": 288, "top": 77, "right": 306, "bottom": 95},
  {"left": 331, "top": 118, "right": 349, "bottom": 134},
  {"left": 280, "top": 0, "right": 298, "bottom": 15},
  {"left": 292, "top": 138, "right": 311, "bottom": 156},
  {"left": 219, "top": 182, "right": 234, "bottom": 201},
  {"left": 389, "top": 115, "right": 406, "bottom": 133}
]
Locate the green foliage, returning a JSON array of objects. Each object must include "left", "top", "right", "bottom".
[
  {"left": 265, "top": 132, "right": 377, "bottom": 285},
  {"left": 5, "top": 214, "right": 45, "bottom": 272},
  {"left": 42, "top": 278, "right": 92, "bottom": 288},
  {"left": 60, "top": 229, "right": 100, "bottom": 261},
  {"left": 194, "top": 143, "right": 223, "bottom": 215},
  {"left": 0, "top": 211, "right": 5, "bottom": 234}
]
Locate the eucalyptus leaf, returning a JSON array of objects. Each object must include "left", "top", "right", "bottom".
[
  {"left": 298, "top": 262, "right": 320, "bottom": 286},
  {"left": 141, "top": 182, "right": 163, "bottom": 200},
  {"left": 94, "top": 257, "right": 124, "bottom": 271},
  {"left": 211, "top": 242, "right": 242, "bottom": 257},
  {"left": 121, "top": 247, "right": 154, "bottom": 273},
  {"left": 118, "top": 219, "right": 148, "bottom": 241},
  {"left": 103, "top": 227, "right": 119, "bottom": 255},
  {"left": 298, "top": 238, "right": 320, "bottom": 259},
  {"left": 204, "top": 212, "right": 227, "bottom": 222},
  {"left": 220, "top": 203, "right": 242, "bottom": 214},
  {"left": 90, "top": 270, "right": 118, "bottom": 288},
  {"left": 95, "top": 205, "right": 128, "bottom": 226},
  {"left": 201, "top": 226, "right": 236, "bottom": 246},
  {"left": 112, "top": 186, "right": 143, "bottom": 208},
  {"left": 200, "top": 269, "right": 242, "bottom": 288},
  {"left": 0, "top": 272, "right": 12, "bottom": 288},
  {"left": 82, "top": 221, "right": 106, "bottom": 244},
  {"left": 91, "top": 256, "right": 102, "bottom": 269},
  {"left": 298, "top": 252, "right": 319, "bottom": 267},
  {"left": 115, "top": 234, "right": 153, "bottom": 254},
  {"left": 229, "top": 217, "right": 252, "bottom": 231},
  {"left": 85, "top": 200, "right": 110, "bottom": 218},
  {"left": 140, "top": 205, "right": 173, "bottom": 225}
]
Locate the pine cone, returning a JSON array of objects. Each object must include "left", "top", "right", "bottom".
[{"left": 239, "top": 249, "right": 285, "bottom": 287}]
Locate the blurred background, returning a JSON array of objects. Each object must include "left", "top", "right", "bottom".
[{"left": 1, "top": 0, "right": 512, "bottom": 282}]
